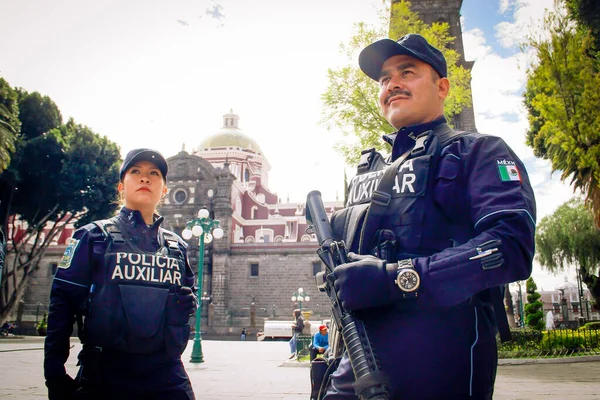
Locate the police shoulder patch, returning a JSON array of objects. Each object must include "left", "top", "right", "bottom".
[
  {"left": 496, "top": 159, "right": 521, "bottom": 182},
  {"left": 58, "top": 238, "right": 80, "bottom": 269}
]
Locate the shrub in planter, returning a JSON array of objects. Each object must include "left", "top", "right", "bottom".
[
  {"left": 37, "top": 312, "right": 48, "bottom": 336},
  {"left": 579, "top": 321, "right": 600, "bottom": 331},
  {"left": 541, "top": 330, "right": 586, "bottom": 351},
  {"left": 498, "top": 328, "right": 543, "bottom": 352}
]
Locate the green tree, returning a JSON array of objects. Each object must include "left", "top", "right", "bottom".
[
  {"left": 0, "top": 78, "right": 20, "bottom": 173},
  {"left": 565, "top": 0, "right": 600, "bottom": 53},
  {"left": 535, "top": 198, "right": 600, "bottom": 305},
  {"left": 0, "top": 87, "right": 121, "bottom": 320},
  {"left": 524, "top": 277, "right": 545, "bottom": 331},
  {"left": 524, "top": 2, "right": 600, "bottom": 226},
  {"left": 16, "top": 90, "right": 62, "bottom": 140},
  {"left": 321, "top": 0, "right": 473, "bottom": 165}
]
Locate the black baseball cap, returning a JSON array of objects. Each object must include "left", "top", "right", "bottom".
[
  {"left": 120, "top": 148, "right": 168, "bottom": 180},
  {"left": 359, "top": 34, "right": 447, "bottom": 81}
]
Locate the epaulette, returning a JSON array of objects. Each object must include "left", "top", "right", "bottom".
[
  {"left": 356, "top": 148, "right": 388, "bottom": 175},
  {"left": 93, "top": 217, "right": 125, "bottom": 244},
  {"left": 161, "top": 229, "right": 188, "bottom": 250}
]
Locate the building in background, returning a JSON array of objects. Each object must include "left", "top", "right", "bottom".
[
  {"left": 160, "top": 111, "right": 342, "bottom": 334},
  {"left": 14, "top": 111, "right": 342, "bottom": 335},
  {"left": 511, "top": 278, "right": 599, "bottom": 329}
]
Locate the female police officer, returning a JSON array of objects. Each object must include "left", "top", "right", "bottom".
[{"left": 44, "top": 149, "right": 197, "bottom": 400}]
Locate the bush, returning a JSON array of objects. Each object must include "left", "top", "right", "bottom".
[
  {"left": 498, "top": 328, "right": 543, "bottom": 351},
  {"left": 579, "top": 321, "right": 600, "bottom": 330},
  {"left": 37, "top": 312, "right": 48, "bottom": 336},
  {"left": 540, "top": 330, "right": 599, "bottom": 351}
]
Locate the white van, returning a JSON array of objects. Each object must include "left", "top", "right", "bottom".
[{"left": 258, "top": 319, "right": 330, "bottom": 341}]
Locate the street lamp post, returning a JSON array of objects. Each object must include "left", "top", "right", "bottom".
[
  {"left": 182, "top": 208, "right": 224, "bottom": 363},
  {"left": 291, "top": 288, "right": 310, "bottom": 311}
]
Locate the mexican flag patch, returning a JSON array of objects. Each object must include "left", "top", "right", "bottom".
[{"left": 497, "top": 160, "right": 521, "bottom": 182}]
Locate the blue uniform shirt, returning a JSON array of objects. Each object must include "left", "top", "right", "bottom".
[{"left": 44, "top": 207, "right": 194, "bottom": 381}]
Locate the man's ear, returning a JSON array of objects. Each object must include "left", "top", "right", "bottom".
[
  {"left": 438, "top": 77, "right": 450, "bottom": 100},
  {"left": 117, "top": 182, "right": 123, "bottom": 193},
  {"left": 162, "top": 185, "right": 168, "bottom": 197}
]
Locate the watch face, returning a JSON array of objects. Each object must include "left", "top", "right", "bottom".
[{"left": 398, "top": 270, "right": 420, "bottom": 292}]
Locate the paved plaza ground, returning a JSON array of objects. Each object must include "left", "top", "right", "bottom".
[{"left": 1, "top": 336, "right": 599, "bottom": 399}]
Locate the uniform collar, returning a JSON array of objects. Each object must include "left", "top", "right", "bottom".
[
  {"left": 384, "top": 116, "right": 447, "bottom": 161},
  {"left": 119, "top": 207, "right": 164, "bottom": 230}
]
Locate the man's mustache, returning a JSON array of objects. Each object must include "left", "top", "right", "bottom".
[{"left": 385, "top": 90, "right": 412, "bottom": 105}]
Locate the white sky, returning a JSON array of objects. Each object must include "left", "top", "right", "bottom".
[{"left": 0, "top": 0, "right": 580, "bottom": 290}]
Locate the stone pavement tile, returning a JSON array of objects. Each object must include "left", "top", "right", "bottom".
[{"left": 2, "top": 337, "right": 600, "bottom": 399}]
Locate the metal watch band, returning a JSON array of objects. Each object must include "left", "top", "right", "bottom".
[
  {"left": 395, "top": 259, "right": 419, "bottom": 299},
  {"left": 396, "top": 259, "right": 413, "bottom": 269}
]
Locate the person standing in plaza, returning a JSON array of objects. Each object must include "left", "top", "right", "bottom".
[
  {"left": 322, "top": 34, "right": 536, "bottom": 399},
  {"left": 44, "top": 148, "right": 197, "bottom": 400},
  {"left": 288, "top": 309, "right": 304, "bottom": 359}
]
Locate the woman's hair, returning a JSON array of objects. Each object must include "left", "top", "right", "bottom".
[{"left": 293, "top": 309, "right": 302, "bottom": 318}]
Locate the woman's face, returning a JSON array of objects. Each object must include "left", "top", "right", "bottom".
[{"left": 118, "top": 160, "right": 167, "bottom": 212}]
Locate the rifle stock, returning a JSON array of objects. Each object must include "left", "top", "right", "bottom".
[{"left": 306, "top": 190, "right": 389, "bottom": 400}]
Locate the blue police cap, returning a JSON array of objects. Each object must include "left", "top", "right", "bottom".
[
  {"left": 359, "top": 34, "right": 447, "bottom": 81},
  {"left": 120, "top": 148, "right": 168, "bottom": 180}
]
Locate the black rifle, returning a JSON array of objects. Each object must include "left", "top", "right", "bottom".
[{"left": 306, "top": 190, "right": 389, "bottom": 400}]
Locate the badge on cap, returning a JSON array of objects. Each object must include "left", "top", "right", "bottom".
[
  {"left": 58, "top": 238, "right": 80, "bottom": 269},
  {"left": 497, "top": 159, "right": 521, "bottom": 182}
]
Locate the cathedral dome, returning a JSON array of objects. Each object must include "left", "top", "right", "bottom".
[{"left": 198, "top": 111, "right": 262, "bottom": 154}]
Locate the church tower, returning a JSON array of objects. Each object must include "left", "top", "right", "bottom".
[{"left": 393, "top": 0, "right": 477, "bottom": 132}]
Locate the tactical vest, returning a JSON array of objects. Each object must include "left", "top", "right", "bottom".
[
  {"left": 83, "top": 217, "right": 188, "bottom": 354},
  {"left": 333, "top": 124, "right": 511, "bottom": 341},
  {"left": 334, "top": 124, "right": 465, "bottom": 260}
]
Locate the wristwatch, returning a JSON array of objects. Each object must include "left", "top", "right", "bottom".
[{"left": 394, "top": 259, "right": 420, "bottom": 299}]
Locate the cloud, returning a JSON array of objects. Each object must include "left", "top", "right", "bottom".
[
  {"left": 463, "top": 0, "right": 576, "bottom": 226},
  {"left": 498, "top": 0, "right": 512, "bottom": 14},
  {"left": 494, "top": 0, "right": 555, "bottom": 49}
]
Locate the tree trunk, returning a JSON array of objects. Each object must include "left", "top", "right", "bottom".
[{"left": 504, "top": 284, "right": 518, "bottom": 328}]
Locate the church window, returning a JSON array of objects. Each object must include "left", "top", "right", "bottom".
[
  {"left": 173, "top": 189, "right": 188, "bottom": 204},
  {"left": 250, "top": 262, "right": 259, "bottom": 277},
  {"left": 235, "top": 197, "right": 242, "bottom": 215},
  {"left": 244, "top": 169, "right": 250, "bottom": 182}
]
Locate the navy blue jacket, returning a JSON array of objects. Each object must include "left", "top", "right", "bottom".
[
  {"left": 44, "top": 208, "right": 195, "bottom": 387},
  {"left": 325, "top": 119, "right": 536, "bottom": 399}
]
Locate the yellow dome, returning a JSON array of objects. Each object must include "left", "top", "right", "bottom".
[
  {"left": 198, "top": 111, "right": 262, "bottom": 153},
  {"left": 199, "top": 128, "right": 262, "bottom": 153}
]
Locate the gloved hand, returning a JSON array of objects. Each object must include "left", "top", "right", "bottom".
[
  {"left": 333, "top": 252, "right": 398, "bottom": 312},
  {"left": 46, "top": 374, "right": 78, "bottom": 400},
  {"left": 166, "top": 286, "right": 197, "bottom": 325}
]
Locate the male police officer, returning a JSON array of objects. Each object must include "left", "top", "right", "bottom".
[{"left": 323, "top": 34, "right": 536, "bottom": 399}]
